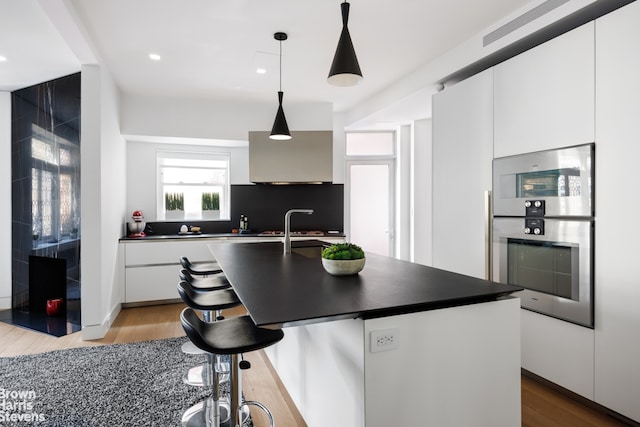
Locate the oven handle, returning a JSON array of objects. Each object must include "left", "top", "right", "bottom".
[{"left": 484, "top": 190, "right": 492, "bottom": 281}]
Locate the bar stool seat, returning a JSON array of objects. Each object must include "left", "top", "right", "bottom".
[
  {"left": 182, "top": 309, "right": 284, "bottom": 354},
  {"left": 178, "top": 280, "right": 242, "bottom": 389},
  {"left": 181, "top": 308, "right": 284, "bottom": 427},
  {"left": 180, "top": 256, "right": 222, "bottom": 276},
  {"left": 177, "top": 281, "right": 239, "bottom": 313},
  {"left": 179, "top": 269, "right": 230, "bottom": 291}
]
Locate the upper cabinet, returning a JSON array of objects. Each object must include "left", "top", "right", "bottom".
[
  {"left": 432, "top": 69, "right": 493, "bottom": 279},
  {"left": 494, "top": 22, "right": 595, "bottom": 157}
]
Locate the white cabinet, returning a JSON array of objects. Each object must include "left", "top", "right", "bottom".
[
  {"left": 122, "top": 238, "right": 223, "bottom": 304},
  {"left": 521, "top": 310, "right": 594, "bottom": 399},
  {"left": 494, "top": 22, "right": 594, "bottom": 157},
  {"left": 594, "top": 1, "right": 640, "bottom": 421},
  {"left": 121, "top": 236, "right": 345, "bottom": 304},
  {"left": 432, "top": 69, "right": 493, "bottom": 279}
]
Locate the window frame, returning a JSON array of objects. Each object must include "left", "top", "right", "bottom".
[{"left": 155, "top": 150, "right": 231, "bottom": 221}]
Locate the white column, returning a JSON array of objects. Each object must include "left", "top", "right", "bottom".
[{"left": 0, "top": 92, "right": 11, "bottom": 308}]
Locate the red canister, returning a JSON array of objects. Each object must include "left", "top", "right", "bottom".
[{"left": 46, "top": 298, "right": 64, "bottom": 316}]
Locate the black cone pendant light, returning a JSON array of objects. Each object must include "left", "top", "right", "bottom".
[
  {"left": 328, "top": 1, "right": 363, "bottom": 86},
  {"left": 270, "top": 32, "right": 291, "bottom": 140}
]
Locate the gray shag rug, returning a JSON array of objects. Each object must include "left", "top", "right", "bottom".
[{"left": 0, "top": 337, "right": 250, "bottom": 426}]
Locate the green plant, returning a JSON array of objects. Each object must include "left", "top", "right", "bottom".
[
  {"left": 321, "top": 243, "right": 365, "bottom": 260},
  {"left": 201, "top": 192, "right": 220, "bottom": 211},
  {"left": 165, "top": 192, "right": 184, "bottom": 211}
]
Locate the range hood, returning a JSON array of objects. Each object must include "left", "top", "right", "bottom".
[{"left": 249, "top": 131, "right": 333, "bottom": 184}]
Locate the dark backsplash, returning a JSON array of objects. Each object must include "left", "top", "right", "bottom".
[{"left": 146, "top": 184, "right": 344, "bottom": 235}]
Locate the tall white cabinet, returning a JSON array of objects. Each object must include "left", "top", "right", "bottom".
[
  {"left": 493, "top": 21, "right": 597, "bottom": 401},
  {"left": 594, "top": 1, "right": 640, "bottom": 421},
  {"left": 493, "top": 22, "right": 595, "bottom": 157},
  {"left": 431, "top": 69, "right": 493, "bottom": 279}
]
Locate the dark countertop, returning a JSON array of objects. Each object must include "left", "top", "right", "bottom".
[
  {"left": 209, "top": 240, "right": 522, "bottom": 328},
  {"left": 119, "top": 232, "right": 258, "bottom": 241},
  {"left": 119, "top": 232, "right": 345, "bottom": 242}
]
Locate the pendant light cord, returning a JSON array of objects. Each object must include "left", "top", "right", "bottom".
[{"left": 279, "top": 39, "right": 283, "bottom": 92}]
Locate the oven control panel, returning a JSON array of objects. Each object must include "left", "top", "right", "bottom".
[
  {"left": 524, "top": 200, "right": 545, "bottom": 217},
  {"left": 524, "top": 218, "right": 545, "bottom": 235}
]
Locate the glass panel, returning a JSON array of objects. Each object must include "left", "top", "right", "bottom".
[
  {"left": 346, "top": 132, "right": 394, "bottom": 156},
  {"left": 59, "top": 147, "right": 71, "bottom": 166},
  {"left": 41, "top": 170, "right": 54, "bottom": 237},
  {"left": 349, "top": 164, "right": 390, "bottom": 256},
  {"left": 161, "top": 167, "right": 226, "bottom": 185},
  {"left": 32, "top": 168, "right": 40, "bottom": 238},
  {"left": 164, "top": 185, "right": 225, "bottom": 220},
  {"left": 516, "top": 168, "right": 581, "bottom": 198},
  {"left": 60, "top": 174, "right": 72, "bottom": 235},
  {"left": 507, "top": 238, "right": 575, "bottom": 299},
  {"left": 31, "top": 138, "right": 58, "bottom": 165}
]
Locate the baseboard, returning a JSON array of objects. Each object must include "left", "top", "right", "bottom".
[
  {"left": 0, "top": 296, "right": 10, "bottom": 310},
  {"left": 257, "top": 349, "right": 308, "bottom": 427},
  {"left": 81, "top": 303, "right": 122, "bottom": 341},
  {"left": 122, "top": 298, "right": 182, "bottom": 308},
  {"left": 522, "top": 369, "right": 640, "bottom": 426}
]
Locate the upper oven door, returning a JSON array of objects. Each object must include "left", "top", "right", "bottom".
[{"left": 493, "top": 143, "right": 594, "bottom": 217}]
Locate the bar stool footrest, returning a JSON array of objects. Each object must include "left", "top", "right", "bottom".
[
  {"left": 181, "top": 398, "right": 251, "bottom": 427},
  {"left": 183, "top": 362, "right": 231, "bottom": 387}
]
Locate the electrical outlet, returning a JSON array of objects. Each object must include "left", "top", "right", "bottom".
[{"left": 370, "top": 328, "right": 399, "bottom": 353}]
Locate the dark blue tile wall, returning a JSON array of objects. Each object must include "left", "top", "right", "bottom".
[{"left": 11, "top": 73, "right": 81, "bottom": 311}]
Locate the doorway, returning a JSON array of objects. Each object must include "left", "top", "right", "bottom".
[{"left": 345, "top": 132, "right": 395, "bottom": 257}]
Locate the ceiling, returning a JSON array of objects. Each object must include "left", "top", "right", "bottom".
[{"left": 0, "top": 0, "right": 532, "bottom": 122}]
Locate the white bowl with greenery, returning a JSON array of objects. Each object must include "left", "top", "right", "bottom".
[{"left": 321, "top": 243, "right": 366, "bottom": 276}]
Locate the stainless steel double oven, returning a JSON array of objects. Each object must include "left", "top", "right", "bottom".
[{"left": 492, "top": 144, "right": 594, "bottom": 328}]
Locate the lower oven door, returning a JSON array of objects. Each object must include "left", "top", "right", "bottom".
[{"left": 492, "top": 217, "right": 594, "bottom": 328}]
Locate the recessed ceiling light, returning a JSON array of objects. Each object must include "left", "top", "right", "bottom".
[
  {"left": 149, "top": 53, "right": 161, "bottom": 61},
  {"left": 0, "top": 55, "right": 7, "bottom": 62},
  {"left": 256, "top": 68, "right": 266, "bottom": 74}
]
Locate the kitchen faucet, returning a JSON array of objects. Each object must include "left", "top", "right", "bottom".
[{"left": 283, "top": 209, "right": 314, "bottom": 254}]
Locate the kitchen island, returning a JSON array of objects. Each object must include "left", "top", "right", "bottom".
[{"left": 209, "top": 240, "right": 522, "bottom": 427}]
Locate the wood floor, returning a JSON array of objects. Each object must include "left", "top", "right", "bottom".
[{"left": 0, "top": 303, "right": 633, "bottom": 427}]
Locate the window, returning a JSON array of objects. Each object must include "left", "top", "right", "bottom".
[
  {"left": 31, "top": 125, "right": 80, "bottom": 243},
  {"left": 156, "top": 151, "right": 230, "bottom": 220},
  {"left": 345, "top": 132, "right": 395, "bottom": 156}
]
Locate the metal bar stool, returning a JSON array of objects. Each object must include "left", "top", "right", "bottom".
[
  {"left": 177, "top": 268, "right": 231, "bottom": 358},
  {"left": 178, "top": 280, "right": 242, "bottom": 390},
  {"left": 181, "top": 308, "right": 284, "bottom": 427},
  {"left": 180, "top": 256, "right": 223, "bottom": 277}
]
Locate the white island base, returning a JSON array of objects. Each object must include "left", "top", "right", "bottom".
[{"left": 264, "top": 297, "right": 521, "bottom": 427}]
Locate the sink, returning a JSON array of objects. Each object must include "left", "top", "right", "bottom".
[{"left": 290, "top": 246, "right": 323, "bottom": 259}]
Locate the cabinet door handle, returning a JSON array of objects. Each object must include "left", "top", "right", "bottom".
[{"left": 484, "top": 190, "right": 492, "bottom": 281}]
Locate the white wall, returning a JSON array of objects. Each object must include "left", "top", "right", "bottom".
[
  {"left": 81, "top": 64, "right": 126, "bottom": 339},
  {"left": 0, "top": 92, "right": 11, "bottom": 308},
  {"left": 120, "top": 93, "right": 333, "bottom": 142},
  {"left": 397, "top": 125, "right": 411, "bottom": 261},
  {"left": 411, "top": 118, "right": 432, "bottom": 265},
  {"left": 126, "top": 141, "right": 250, "bottom": 221},
  {"left": 332, "top": 113, "right": 346, "bottom": 184}
]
